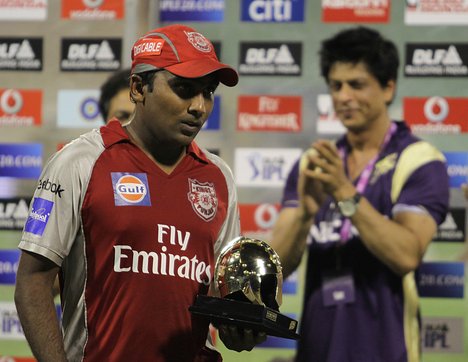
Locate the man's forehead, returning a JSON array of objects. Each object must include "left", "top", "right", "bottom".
[{"left": 328, "top": 62, "right": 372, "bottom": 81}]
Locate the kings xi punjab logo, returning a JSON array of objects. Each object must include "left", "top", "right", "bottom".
[{"left": 188, "top": 178, "right": 218, "bottom": 221}]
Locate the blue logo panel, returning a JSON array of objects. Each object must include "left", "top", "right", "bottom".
[
  {"left": 203, "top": 96, "right": 220, "bottom": 131},
  {"left": 0, "top": 249, "right": 20, "bottom": 285},
  {"left": 444, "top": 152, "right": 468, "bottom": 188},
  {"left": 159, "top": 0, "right": 225, "bottom": 21},
  {"left": 111, "top": 172, "right": 151, "bottom": 206},
  {"left": 24, "top": 197, "right": 54, "bottom": 236},
  {"left": 0, "top": 143, "right": 43, "bottom": 179},
  {"left": 241, "top": 0, "right": 305, "bottom": 22},
  {"left": 282, "top": 278, "right": 297, "bottom": 295},
  {"left": 417, "top": 262, "right": 465, "bottom": 298}
]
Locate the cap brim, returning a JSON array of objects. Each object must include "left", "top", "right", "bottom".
[{"left": 164, "top": 59, "right": 239, "bottom": 87}]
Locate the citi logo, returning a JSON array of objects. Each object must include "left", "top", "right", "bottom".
[
  {"left": 0, "top": 89, "right": 23, "bottom": 114},
  {"left": 249, "top": 0, "right": 291, "bottom": 21},
  {"left": 113, "top": 173, "right": 151, "bottom": 206},
  {"left": 0, "top": 39, "right": 35, "bottom": 60},
  {"left": 242, "top": 0, "right": 304, "bottom": 22},
  {"left": 67, "top": 40, "right": 115, "bottom": 60}
]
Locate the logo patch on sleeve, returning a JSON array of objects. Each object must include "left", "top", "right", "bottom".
[
  {"left": 111, "top": 172, "right": 151, "bottom": 206},
  {"left": 24, "top": 197, "right": 54, "bottom": 236}
]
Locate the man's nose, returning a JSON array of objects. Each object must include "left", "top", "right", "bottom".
[
  {"left": 188, "top": 93, "right": 206, "bottom": 118},
  {"left": 335, "top": 84, "right": 353, "bottom": 102}
]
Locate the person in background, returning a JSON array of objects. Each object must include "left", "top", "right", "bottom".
[
  {"left": 98, "top": 67, "right": 134, "bottom": 123},
  {"left": 15, "top": 24, "right": 265, "bottom": 362},
  {"left": 271, "top": 26, "right": 449, "bottom": 362}
]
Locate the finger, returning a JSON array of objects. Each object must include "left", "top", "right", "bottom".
[{"left": 313, "top": 141, "right": 340, "bottom": 166}]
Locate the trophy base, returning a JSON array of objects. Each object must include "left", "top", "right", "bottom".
[{"left": 189, "top": 295, "right": 300, "bottom": 340}]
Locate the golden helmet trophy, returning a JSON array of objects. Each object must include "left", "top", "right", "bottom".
[{"left": 189, "top": 236, "right": 300, "bottom": 340}]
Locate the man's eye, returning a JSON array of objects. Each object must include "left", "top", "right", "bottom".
[
  {"left": 329, "top": 83, "right": 341, "bottom": 92},
  {"left": 172, "top": 83, "right": 195, "bottom": 99},
  {"left": 203, "top": 87, "right": 216, "bottom": 98}
]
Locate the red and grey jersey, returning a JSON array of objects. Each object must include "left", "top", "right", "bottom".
[{"left": 19, "top": 120, "right": 240, "bottom": 362}]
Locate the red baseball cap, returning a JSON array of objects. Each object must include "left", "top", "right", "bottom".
[{"left": 131, "top": 24, "right": 238, "bottom": 87}]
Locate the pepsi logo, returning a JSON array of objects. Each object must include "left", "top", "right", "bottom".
[{"left": 116, "top": 175, "right": 147, "bottom": 203}]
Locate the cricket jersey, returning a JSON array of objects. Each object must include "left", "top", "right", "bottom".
[
  {"left": 280, "top": 121, "right": 449, "bottom": 362},
  {"left": 19, "top": 120, "right": 240, "bottom": 361}
]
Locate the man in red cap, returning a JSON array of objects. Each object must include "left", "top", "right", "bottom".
[{"left": 15, "top": 25, "right": 265, "bottom": 361}]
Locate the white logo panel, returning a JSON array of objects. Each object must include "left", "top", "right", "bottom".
[{"left": 234, "top": 147, "right": 301, "bottom": 187}]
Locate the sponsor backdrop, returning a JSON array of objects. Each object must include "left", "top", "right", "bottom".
[{"left": 0, "top": 1, "right": 467, "bottom": 361}]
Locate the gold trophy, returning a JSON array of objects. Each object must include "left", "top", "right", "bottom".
[{"left": 189, "top": 236, "right": 300, "bottom": 340}]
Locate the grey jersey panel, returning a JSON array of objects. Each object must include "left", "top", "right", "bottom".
[
  {"left": 19, "top": 128, "right": 106, "bottom": 361},
  {"left": 201, "top": 149, "right": 240, "bottom": 259}
]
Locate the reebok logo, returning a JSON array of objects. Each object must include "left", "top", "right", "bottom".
[
  {"left": 405, "top": 43, "right": 468, "bottom": 77},
  {"left": 239, "top": 42, "right": 302, "bottom": 75},
  {"left": 37, "top": 178, "right": 65, "bottom": 198},
  {"left": 61, "top": 38, "right": 122, "bottom": 71},
  {"left": 0, "top": 38, "right": 43, "bottom": 71}
]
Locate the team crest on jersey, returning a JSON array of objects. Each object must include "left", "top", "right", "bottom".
[
  {"left": 187, "top": 178, "right": 218, "bottom": 221},
  {"left": 111, "top": 172, "right": 151, "bottom": 206}
]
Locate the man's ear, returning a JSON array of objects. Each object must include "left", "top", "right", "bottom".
[{"left": 130, "top": 74, "right": 144, "bottom": 103}]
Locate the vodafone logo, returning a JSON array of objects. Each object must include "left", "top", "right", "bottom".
[
  {"left": 254, "top": 203, "right": 278, "bottom": 229},
  {"left": 424, "top": 96, "right": 449, "bottom": 123},
  {"left": 83, "top": 0, "right": 104, "bottom": 8},
  {"left": 116, "top": 175, "right": 147, "bottom": 203},
  {"left": 0, "top": 89, "right": 23, "bottom": 114}
]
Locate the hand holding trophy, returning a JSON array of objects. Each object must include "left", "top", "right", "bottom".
[{"left": 189, "top": 236, "right": 300, "bottom": 340}]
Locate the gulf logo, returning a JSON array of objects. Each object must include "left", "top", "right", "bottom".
[{"left": 112, "top": 172, "right": 151, "bottom": 206}]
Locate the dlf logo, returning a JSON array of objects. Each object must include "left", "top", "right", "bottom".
[
  {"left": 0, "top": 39, "right": 35, "bottom": 60},
  {"left": 67, "top": 40, "right": 114, "bottom": 60},
  {"left": 61, "top": 38, "right": 121, "bottom": 71},
  {"left": 0, "top": 38, "right": 42, "bottom": 71}
]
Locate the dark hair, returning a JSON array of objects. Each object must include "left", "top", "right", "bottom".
[
  {"left": 138, "top": 70, "right": 160, "bottom": 92},
  {"left": 98, "top": 68, "right": 131, "bottom": 121},
  {"left": 319, "top": 27, "right": 399, "bottom": 87}
]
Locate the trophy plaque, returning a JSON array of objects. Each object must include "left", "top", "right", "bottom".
[{"left": 189, "top": 237, "right": 300, "bottom": 340}]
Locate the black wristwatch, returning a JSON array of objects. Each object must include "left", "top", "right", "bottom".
[{"left": 337, "top": 193, "right": 362, "bottom": 218}]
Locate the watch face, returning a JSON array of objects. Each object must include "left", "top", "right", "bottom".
[{"left": 339, "top": 200, "right": 356, "bottom": 217}]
